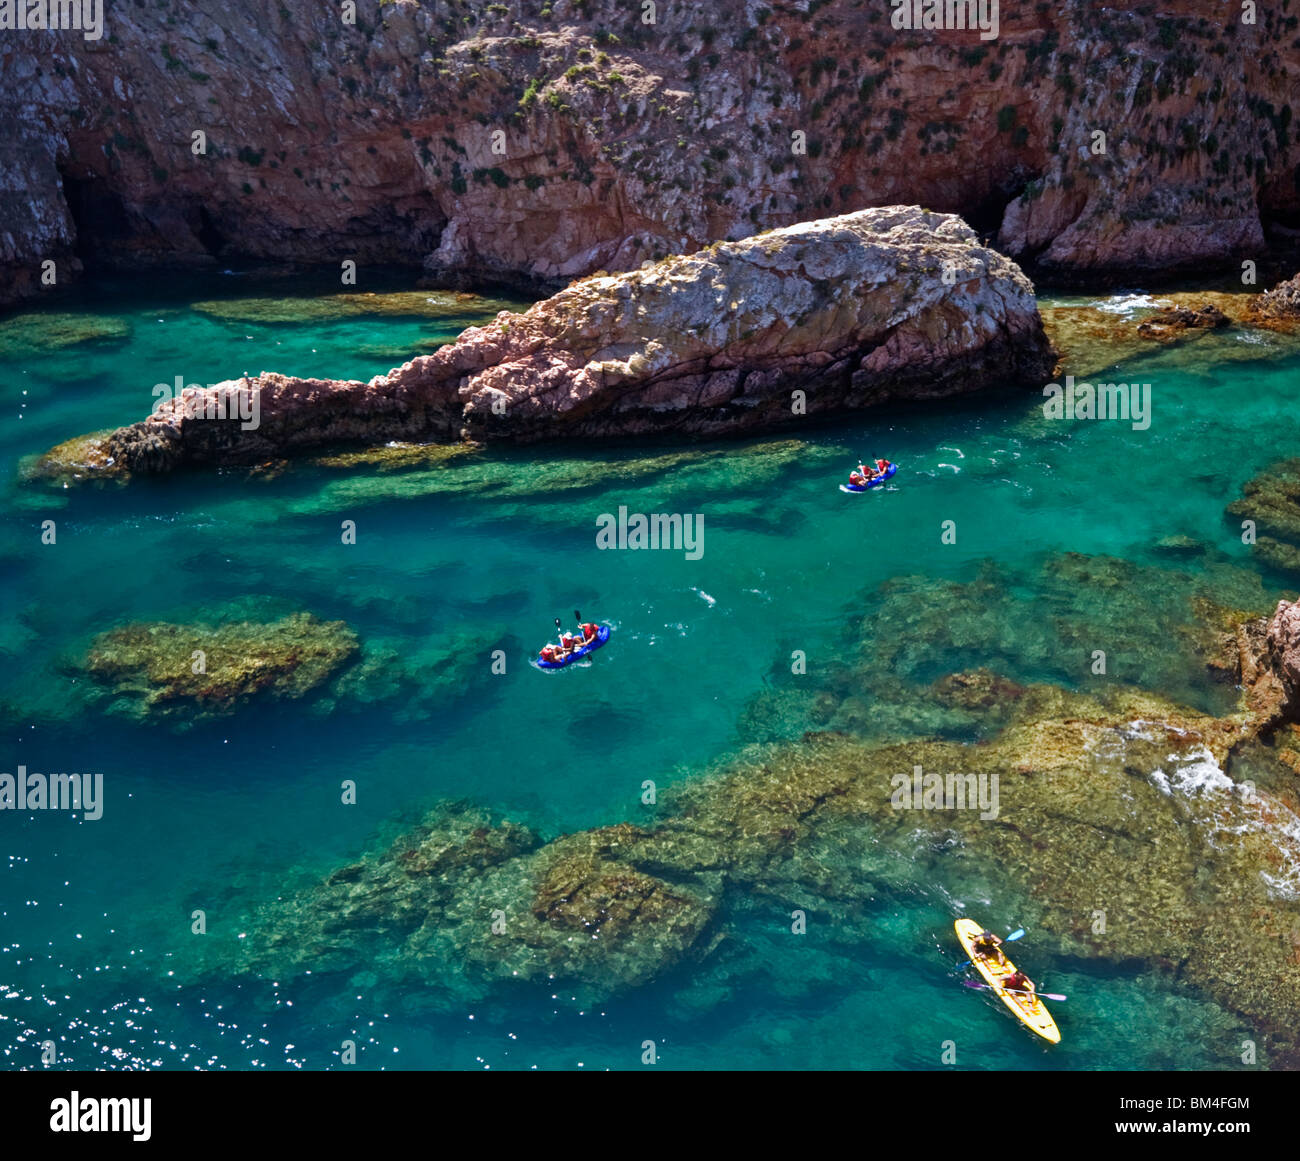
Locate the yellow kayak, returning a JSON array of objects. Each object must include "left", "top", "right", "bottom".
[{"left": 955, "top": 918, "right": 1060, "bottom": 1044}]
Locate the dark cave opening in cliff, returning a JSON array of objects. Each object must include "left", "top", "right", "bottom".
[
  {"left": 194, "top": 206, "right": 226, "bottom": 257},
  {"left": 58, "top": 171, "right": 133, "bottom": 267},
  {"left": 959, "top": 174, "right": 1041, "bottom": 248},
  {"left": 1259, "top": 171, "right": 1300, "bottom": 280}
]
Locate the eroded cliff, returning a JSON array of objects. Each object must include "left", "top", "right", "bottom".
[{"left": 4, "top": 0, "right": 1299, "bottom": 306}]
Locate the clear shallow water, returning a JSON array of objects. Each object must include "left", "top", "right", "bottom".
[{"left": 1, "top": 276, "right": 1297, "bottom": 1070}]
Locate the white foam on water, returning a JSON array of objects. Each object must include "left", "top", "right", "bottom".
[
  {"left": 1143, "top": 744, "right": 1300, "bottom": 901},
  {"left": 1148, "top": 745, "right": 1234, "bottom": 797},
  {"left": 1123, "top": 719, "right": 1162, "bottom": 743},
  {"left": 693, "top": 588, "right": 716, "bottom": 606},
  {"left": 1090, "top": 292, "right": 1163, "bottom": 315},
  {"left": 937, "top": 463, "right": 961, "bottom": 473}
]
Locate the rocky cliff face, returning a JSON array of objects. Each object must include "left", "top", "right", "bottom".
[
  {"left": 4, "top": 0, "right": 1299, "bottom": 307},
  {"left": 82, "top": 206, "right": 1055, "bottom": 471}
]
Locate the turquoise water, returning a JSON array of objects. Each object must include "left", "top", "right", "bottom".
[{"left": 2, "top": 276, "right": 1297, "bottom": 1070}]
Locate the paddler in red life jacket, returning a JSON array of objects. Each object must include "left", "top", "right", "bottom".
[
  {"left": 875, "top": 458, "right": 892, "bottom": 474},
  {"left": 849, "top": 461, "right": 875, "bottom": 487},
  {"left": 579, "top": 622, "right": 600, "bottom": 645},
  {"left": 1003, "top": 970, "right": 1036, "bottom": 997}
]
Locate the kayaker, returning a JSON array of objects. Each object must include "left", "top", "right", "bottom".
[
  {"left": 875, "top": 458, "right": 892, "bottom": 474},
  {"left": 579, "top": 621, "right": 600, "bottom": 644},
  {"left": 539, "top": 643, "right": 559, "bottom": 663},
  {"left": 1004, "top": 969, "right": 1036, "bottom": 996},
  {"left": 973, "top": 930, "right": 1005, "bottom": 964}
]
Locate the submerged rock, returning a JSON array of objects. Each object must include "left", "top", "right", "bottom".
[
  {"left": 0, "top": 311, "right": 130, "bottom": 357},
  {"left": 189, "top": 289, "right": 527, "bottom": 326},
  {"left": 82, "top": 612, "right": 359, "bottom": 725},
  {"left": 65, "top": 207, "right": 1055, "bottom": 475},
  {"left": 215, "top": 806, "right": 717, "bottom": 997},
  {"left": 1226, "top": 458, "right": 1300, "bottom": 579},
  {"left": 1039, "top": 291, "right": 1300, "bottom": 381},
  {"left": 22, "top": 430, "right": 123, "bottom": 484},
  {"left": 190, "top": 674, "right": 1300, "bottom": 1062}
]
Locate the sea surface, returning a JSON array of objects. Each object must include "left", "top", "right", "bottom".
[{"left": 2, "top": 272, "right": 1297, "bottom": 1070}]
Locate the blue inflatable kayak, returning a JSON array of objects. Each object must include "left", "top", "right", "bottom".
[
  {"left": 840, "top": 463, "right": 897, "bottom": 492},
  {"left": 536, "top": 625, "right": 612, "bottom": 669}
]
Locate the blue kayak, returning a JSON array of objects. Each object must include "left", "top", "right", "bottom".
[
  {"left": 840, "top": 462, "right": 898, "bottom": 492},
  {"left": 536, "top": 625, "right": 612, "bottom": 669}
]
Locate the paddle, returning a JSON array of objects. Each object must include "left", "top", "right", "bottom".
[
  {"left": 962, "top": 980, "right": 1067, "bottom": 1002},
  {"left": 956, "top": 927, "right": 1024, "bottom": 971}
]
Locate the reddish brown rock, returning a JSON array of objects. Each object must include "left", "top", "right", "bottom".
[
  {"left": 1265, "top": 601, "right": 1300, "bottom": 720},
  {"left": 4, "top": 3, "right": 1299, "bottom": 306},
  {"left": 1246, "top": 272, "right": 1300, "bottom": 330}
]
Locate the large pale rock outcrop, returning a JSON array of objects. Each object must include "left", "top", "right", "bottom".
[{"left": 85, "top": 207, "right": 1055, "bottom": 472}]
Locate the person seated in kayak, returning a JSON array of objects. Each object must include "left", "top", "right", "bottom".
[
  {"left": 1003, "top": 969, "right": 1036, "bottom": 996},
  {"left": 578, "top": 622, "right": 600, "bottom": 644},
  {"left": 850, "top": 463, "right": 877, "bottom": 486},
  {"left": 973, "top": 930, "right": 1005, "bottom": 964},
  {"left": 875, "top": 458, "right": 892, "bottom": 474},
  {"left": 542, "top": 634, "right": 577, "bottom": 662}
]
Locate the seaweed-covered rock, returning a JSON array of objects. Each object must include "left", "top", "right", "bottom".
[
  {"left": 82, "top": 612, "right": 359, "bottom": 724},
  {"left": 22, "top": 430, "right": 124, "bottom": 483},
  {"left": 1227, "top": 458, "right": 1300, "bottom": 578},
  {"left": 214, "top": 807, "right": 716, "bottom": 998},
  {"left": 189, "top": 289, "right": 526, "bottom": 326},
  {"left": 1135, "top": 302, "right": 1230, "bottom": 339},
  {"left": 169, "top": 666, "right": 1300, "bottom": 1063},
  {"left": 0, "top": 311, "right": 130, "bottom": 357}
]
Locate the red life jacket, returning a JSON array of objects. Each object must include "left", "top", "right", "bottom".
[
  {"left": 876, "top": 459, "right": 889, "bottom": 471},
  {"left": 582, "top": 623, "right": 598, "bottom": 639},
  {"left": 540, "top": 645, "right": 556, "bottom": 660}
]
